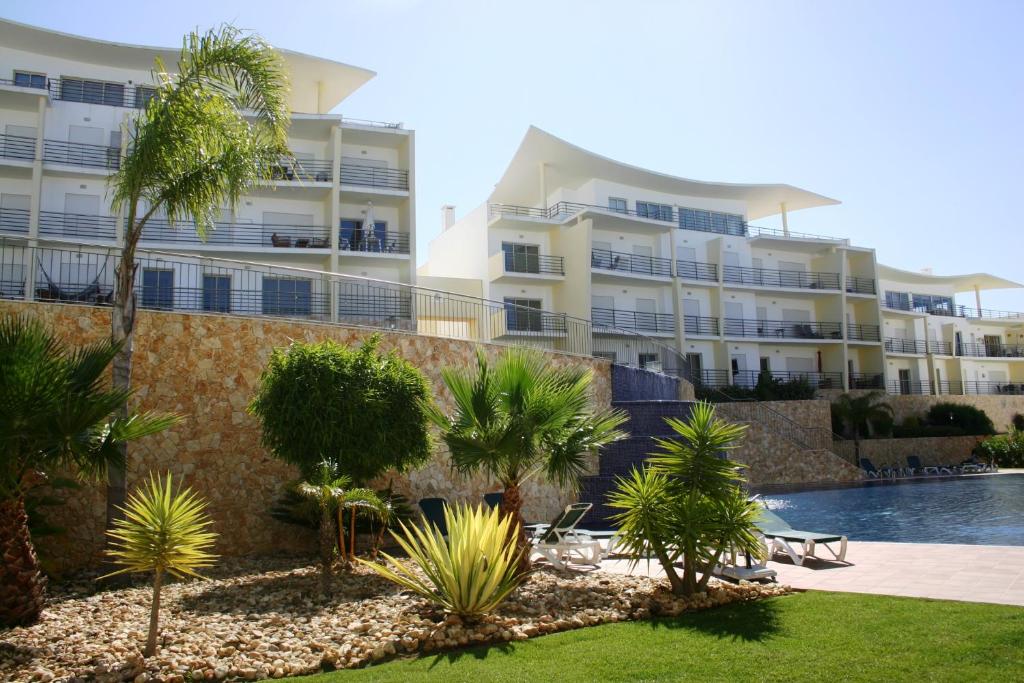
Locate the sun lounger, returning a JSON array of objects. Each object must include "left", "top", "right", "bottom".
[
  {"left": 906, "top": 455, "right": 952, "bottom": 476},
  {"left": 532, "top": 502, "right": 602, "bottom": 569},
  {"left": 716, "top": 532, "right": 777, "bottom": 583},
  {"left": 417, "top": 497, "right": 449, "bottom": 537},
  {"left": 756, "top": 509, "right": 848, "bottom": 566},
  {"left": 483, "top": 492, "right": 503, "bottom": 508}
]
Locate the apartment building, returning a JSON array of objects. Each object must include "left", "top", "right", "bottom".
[
  {"left": 0, "top": 19, "right": 416, "bottom": 325},
  {"left": 421, "top": 126, "right": 1022, "bottom": 395}
]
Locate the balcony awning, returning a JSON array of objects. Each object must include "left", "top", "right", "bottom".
[
  {"left": 877, "top": 264, "right": 1024, "bottom": 293},
  {"left": 489, "top": 126, "right": 840, "bottom": 221}
]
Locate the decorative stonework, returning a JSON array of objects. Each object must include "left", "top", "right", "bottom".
[
  {"left": 1, "top": 301, "right": 611, "bottom": 571},
  {"left": 832, "top": 435, "right": 985, "bottom": 469}
]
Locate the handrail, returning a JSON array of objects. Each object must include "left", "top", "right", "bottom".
[
  {"left": 847, "top": 323, "right": 881, "bottom": 342},
  {"left": 683, "top": 315, "right": 719, "bottom": 335},
  {"left": 722, "top": 264, "right": 840, "bottom": 290},
  {"left": 723, "top": 318, "right": 843, "bottom": 340},
  {"left": 503, "top": 251, "right": 564, "bottom": 276},
  {"left": 675, "top": 259, "right": 718, "bottom": 282},
  {"left": 0, "top": 133, "right": 36, "bottom": 161},
  {"left": 592, "top": 307, "right": 675, "bottom": 334},
  {"left": 591, "top": 248, "right": 672, "bottom": 277},
  {"left": 956, "top": 342, "right": 1024, "bottom": 358},
  {"left": 43, "top": 138, "right": 120, "bottom": 170}
]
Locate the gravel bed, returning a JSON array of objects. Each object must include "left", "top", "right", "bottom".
[{"left": 1, "top": 557, "right": 791, "bottom": 682}]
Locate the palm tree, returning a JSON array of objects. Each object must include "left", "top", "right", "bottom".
[
  {"left": 0, "top": 315, "right": 177, "bottom": 626},
  {"left": 832, "top": 391, "right": 894, "bottom": 461},
  {"left": 293, "top": 461, "right": 385, "bottom": 594},
  {"left": 430, "top": 349, "right": 628, "bottom": 567},
  {"left": 105, "top": 26, "right": 291, "bottom": 533}
]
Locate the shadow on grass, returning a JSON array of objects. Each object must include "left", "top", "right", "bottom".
[
  {"left": 646, "top": 595, "right": 784, "bottom": 642},
  {"left": 424, "top": 641, "right": 518, "bottom": 669}
]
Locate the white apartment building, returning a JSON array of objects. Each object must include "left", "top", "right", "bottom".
[
  {"left": 421, "top": 127, "right": 1023, "bottom": 395},
  {"left": 0, "top": 19, "right": 416, "bottom": 325}
]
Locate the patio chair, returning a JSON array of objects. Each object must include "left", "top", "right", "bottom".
[
  {"left": 756, "top": 508, "right": 849, "bottom": 566},
  {"left": 532, "top": 502, "right": 602, "bottom": 570},
  {"left": 417, "top": 497, "right": 449, "bottom": 537},
  {"left": 859, "top": 458, "right": 882, "bottom": 478},
  {"left": 906, "top": 455, "right": 950, "bottom": 476},
  {"left": 483, "top": 492, "right": 503, "bottom": 509}
]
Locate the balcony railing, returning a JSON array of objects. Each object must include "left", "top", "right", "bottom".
[
  {"left": 939, "top": 381, "right": 1024, "bottom": 395},
  {"left": 340, "top": 230, "right": 410, "bottom": 254},
  {"left": 693, "top": 369, "right": 730, "bottom": 387},
  {"left": 488, "top": 204, "right": 550, "bottom": 220},
  {"left": 850, "top": 372, "right": 885, "bottom": 389},
  {"left": 339, "top": 165, "right": 409, "bottom": 191},
  {"left": 847, "top": 323, "right": 881, "bottom": 342},
  {"left": 503, "top": 252, "right": 564, "bottom": 276},
  {"left": 956, "top": 342, "right": 1024, "bottom": 359},
  {"left": 592, "top": 307, "right": 675, "bottom": 334},
  {"left": 675, "top": 260, "right": 718, "bottom": 282},
  {"left": 684, "top": 315, "right": 719, "bottom": 336},
  {"left": 884, "top": 337, "right": 926, "bottom": 354},
  {"left": 0, "top": 133, "right": 35, "bottom": 162},
  {"left": 929, "top": 340, "right": 953, "bottom": 355},
  {"left": 269, "top": 159, "right": 333, "bottom": 183},
  {"left": 887, "top": 379, "right": 932, "bottom": 395},
  {"left": 140, "top": 219, "right": 331, "bottom": 249},
  {"left": 723, "top": 319, "right": 843, "bottom": 340},
  {"left": 591, "top": 248, "right": 672, "bottom": 277},
  {"left": 0, "top": 207, "right": 30, "bottom": 234},
  {"left": 43, "top": 138, "right": 120, "bottom": 170},
  {"left": 733, "top": 370, "right": 843, "bottom": 389},
  {"left": 722, "top": 265, "right": 841, "bottom": 290},
  {"left": 884, "top": 300, "right": 1024, "bottom": 321},
  {"left": 846, "top": 276, "right": 876, "bottom": 295},
  {"left": 40, "top": 211, "right": 117, "bottom": 241},
  {"left": 0, "top": 76, "right": 48, "bottom": 91},
  {"left": 48, "top": 78, "right": 154, "bottom": 108},
  {"left": 502, "top": 308, "right": 569, "bottom": 335}
]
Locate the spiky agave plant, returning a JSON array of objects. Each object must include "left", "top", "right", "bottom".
[
  {"left": 359, "top": 503, "right": 524, "bottom": 617},
  {"left": 103, "top": 473, "right": 216, "bottom": 656}
]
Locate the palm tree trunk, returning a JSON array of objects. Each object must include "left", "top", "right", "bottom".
[
  {"left": 145, "top": 568, "right": 163, "bottom": 657},
  {"left": 681, "top": 552, "right": 698, "bottom": 596},
  {"left": 319, "top": 505, "right": 335, "bottom": 594},
  {"left": 500, "top": 483, "right": 531, "bottom": 571},
  {"left": 349, "top": 508, "right": 356, "bottom": 560},
  {"left": 0, "top": 496, "right": 46, "bottom": 627},
  {"left": 647, "top": 534, "right": 685, "bottom": 596},
  {"left": 107, "top": 238, "right": 138, "bottom": 544}
]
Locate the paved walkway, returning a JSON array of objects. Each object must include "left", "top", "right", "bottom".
[{"left": 601, "top": 541, "right": 1024, "bottom": 606}]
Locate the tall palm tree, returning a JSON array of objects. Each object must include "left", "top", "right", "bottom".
[
  {"left": 0, "top": 315, "right": 177, "bottom": 626},
  {"left": 832, "top": 391, "right": 894, "bottom": 461},
  {"left": 106, "top": 26, "right": 291, "bottom": 533},
  {"left": 430, "top": 349, "right": 628, "bottom": 567}
]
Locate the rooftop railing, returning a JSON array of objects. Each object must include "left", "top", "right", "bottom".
[
  {"left": 723, "top": 318, "right": 843, "bottom": 340},
  {"left": 340, "top": 117, "right": 403, "bottom": 129},
  {"left": 590, "top": 248, "right": 672, "bottom": 277},
  {"left": 884, "top": 300, "right": 1024, "bottom": 321},
  {"left": 722, "top": 264, "right": 841, "bottom": 290}
]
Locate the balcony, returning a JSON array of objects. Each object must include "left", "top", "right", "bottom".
[
  {"left": 140, "top": 218, "right": 331, "bottom": 250},
  {"left": 500, "top": 308, "right": 569, "bottom": 335},
  {"left": 0, "top": 133, "right": 35, "bottom": 162},
  {"left": 269, "top": 158, "right": 333, "bottom": 183},
  {"left": 684, "top": 315, "right": 719, "bottom": 336},
  {"left": 340, "top": 164, "right": 409, "bottom": 191},
  {"left": 850, "top": 372, "right": 885, "bottom": 389},
  {"left": 722, "top": 264, "right": 840, "bottom": 290},
  {"left": 592, "top": 307, "right": 675, "bottom": 334},
  {"left": 733, "top": 370, "right": 843, "bottom": 389},
  {"left": 887, "top": 379, "right": 932, "bottom": 395},
  {"left": 846, "top": 276, "right": 876, "bottom": 295},
  {"left": 693, "top": 369, "right": 730, "bottom": 387},
  {"left": 502, "top": 251, "right": 564, "bottom": 276},
  {"left": 957, "top": 342, "right": 1024, "bottom": 359},
  {"left": 49, "top": 78, "right": 154, "bottom": 109},
  {"left": 885, "top": 299, "right": 1024, "bottom": 321},
  {"left": 884, "top": 337, "right": 926, "bottom": 354},
  {"left": 340, "top": 229, "right": 410, "bottom": 254},
  {"left": 847, "top": 323, "right": 881, "bottom": 342},
  {"left": 939, "top": 381, "right": 1024, "bottom": 395},
  {"left": 591, "top": 248, "right": 671, "bottom": 278},
  {"left": 929, "top": 340, "right": 953, "bottom": 355},
  {"left": 40, "top": 211, "right": 117, "bottom": 241},
  {"left": 723, "top": 319, "right": 843, "bottom": 340},
  {"left": 0, "top": 207, "right": 29, "bottom": 235},
  {"left": 43, "top": 139, "right": 120, "bottom": 171},
  {"left": 675, "top": 259, "right": 718, "bottom": 282}
]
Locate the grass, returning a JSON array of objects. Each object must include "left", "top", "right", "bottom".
[{"left": 290, "top": 591, "right": 1024, "bottom": 682}]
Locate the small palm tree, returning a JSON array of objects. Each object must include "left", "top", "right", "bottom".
[
  {"left": 106, "top": 25, "right": 291, "bottom": 532},
  {"left": 104, "top": 474, "right": 217, "bottom": 657},
  {"left": 832, "top": 391, "right": 894, "bottom": 461},
  {"left": 293, "top": 461, "right": 385, "bottom": 594},
  {"left": 431, "top": 349, "right": 628, "bottom": 567},
  {"left": 0, "top": 315, "right": 177, "bottom": 626}
]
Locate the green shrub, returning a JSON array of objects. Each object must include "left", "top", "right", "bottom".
[
  {"left": 1012, "top": 413, "right": 1024, "bottom": 432},
  {"left": 975, "top": 430, "right": 1024, "bottom": 467},
  {"left": 359, "top": 503, "right": 524, "bottom": 616},
  {"left": 925, "top": 403, "right": 995, "bottom": 436},
  {"left": 754, "top": 374, "right": 817, "bottom": 401}
]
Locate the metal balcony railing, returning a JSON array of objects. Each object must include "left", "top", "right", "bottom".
[
  {"left": 847, "top": 323, "right": 881, "bottom": 342},
  {"left": 592, "top": 307, "right": 675, "bottom": 334},
  {"left": 503, "top": 252, "right": 564, "bottom": 276},
  {"left": 675, "top": 259, "right": 718, "bottom": 282},
  {"left": 884, "top": 337, "right": 926, "bottom": 354},
  {"left": 0, "top": 133, "right": 36, "bottom": 162},
  {"left": 684, "top": 315, "right": 719, "bottom": 335},
  {"left": 722, "top": 265, "right": 841, "bottom": 290},
  {"left": 268, "top": 158, "right": 333, "bottom": 183},
  {"left": 39, "top": 211, "right": 118, "bottom": 241},
  {"left": 339, "top": 165, "right": 409, "bottom": 191},
  {"left": 502, "top": 308, "right": 569, "bottom": 335},
  {"left": 48, "top": 78, "right": 155, "bottom": 108},
  {"left": 846, "top": 276, "right": 876, "bottom": 295},
  {"left": 884, "top": 299, "right": 1024, "bottom": 321},
  {"left": 693, "top": 369, "right": 730, "bottom": 387},
  {"left": 340, "top": 230, "right": 410, "bottom": 254},
  {"left": 722, "top": 319, "right": 843, "bottom": 340},
  {"left": 887, "top": 379, "right": 932, "bottom": 395},
  {"left": 850, "top": 372, "right": 885, "bottom": 389},
  {"left": 140, "top": 219, "right": 331, "bottom": 249},
  {"left": 591, "top": 248, "right": 672, "bottom": 277},
  {"left": 0, "top": 207, "right": 30, "bottom": 234},
  {"left": 0, "top": 76, "right": 48, "bottom": 90},
  {"left": 939, "top": 380, "right": 1024, "bottom": 395},
  {"left": 929, "top": 340, "right": 953, "bottom": 355},
  {"left": 43, "top": 138, "right": 120, "bottom": 170},
  {"left": 956, "top": 342, "right": 1024, "bottom": 358},
  {"left": 733, "top": 370, "right": 843, "bottom": 389}
]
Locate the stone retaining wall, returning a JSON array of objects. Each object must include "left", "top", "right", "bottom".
[
  {"left": 832, "top": 435, "right": 986, "bottom": 469},
  {"left": 820, "top": 390, "right": 1024, "bottom": 432},
  {"left": 2, "top": 301, "right": 611, "bottom": 571}
]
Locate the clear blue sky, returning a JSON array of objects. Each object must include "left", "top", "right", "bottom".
[{"left": 7, "top": 1, "right": 1023, "bottom": 310}]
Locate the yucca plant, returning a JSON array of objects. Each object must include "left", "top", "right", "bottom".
[
  {"left": 359, "top": 503, "right": 524, "bottom": 617},
  {"left": 103, "top": 473, "right": 217, "bottom": 657}
]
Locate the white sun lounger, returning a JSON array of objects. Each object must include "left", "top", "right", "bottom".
[
  {"left": 531, "top": 503, "right": 603, "bottom": 569},
  {"left": 756, "top": 509, "right": 849, "bottom": 566}
]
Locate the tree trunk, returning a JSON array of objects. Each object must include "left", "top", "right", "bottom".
[
  {"left": 145, "top": 568, "right": 163, "bottom": 657},
  {"left": 681, "top": 551, "right": 698, "bottom": 596},
  {"left": 349, "top": 508, "right": 356, "bottom": 560},
  {"left": 319, "top": 505, "right": 335, "bottom": 594},
  {"left": 648, "top": 535, "right": 685, "bottom": 596},
  {"left": 0, "top": 497, "right": 46, "bottom": 627},
  {"left": 500, "top": 483, "right": 531, "bottom": 572}
]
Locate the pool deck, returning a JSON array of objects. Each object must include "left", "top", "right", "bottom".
[{"left": 600, "top": 541, "right": 1024, "bottom": 606}]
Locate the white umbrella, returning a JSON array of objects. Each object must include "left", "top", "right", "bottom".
[{"left": 362, "top": 202, "right": 376, "bottom": 251}]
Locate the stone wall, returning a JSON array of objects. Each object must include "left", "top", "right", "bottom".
[
  {"left": 2, "top": 301, "right": 611, "bottom": 571},
  {"left": 832, "top": 435, "right": 985, "bottom": 469},
  {"left": 821, "top": 390, "right": 1024, "bottom": 433}
]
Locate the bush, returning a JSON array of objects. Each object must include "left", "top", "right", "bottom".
[
  {"left": 359, "top": 503, "right": 524, "bottom": 616},
  {"left": 975, "top": 430, "right": 1024, "bottom": 467},
  {"left": 1013, "top": 413, "right": 1024, "bottom": 432},
  {"left": 755, "top": 375, "right": 817, "bottom": 401},
  {"left": 925, "top": 403, "right": 996, "bottom": 436}
]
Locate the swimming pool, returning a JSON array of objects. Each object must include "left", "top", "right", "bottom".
[{"left": 760, "top": 474, "right": 1024, "bottom": 546}]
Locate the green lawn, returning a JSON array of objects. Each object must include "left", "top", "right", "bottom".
[{"left": 290, "top": 592, "right": 1024, "bottom": 682}]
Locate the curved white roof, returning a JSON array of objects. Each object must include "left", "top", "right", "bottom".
[
  {"left": 490, "top": 126, "right": 840, "bottom": 220},
  {"left": 877, "top": 264, "right": 1024, "bottom": 292}
]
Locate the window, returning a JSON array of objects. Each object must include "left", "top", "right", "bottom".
[
  {"left": 141, "top": 268, "right": 173, "bottom": 310},
  {"left": 262, "top": 277, "right": 312, "bottom": 316},
  {"left": 202, "top": 274, "right": 231, "bottom": 313},
  {"left": 502, "top": 242, "right": 540, "bottom": 273},
  {"left": 638, "top": 353, "right": 659, "bottom": 369},
  {"left": 679, "top": 207, "right": 746, "bottom": 236},
  {"left": 504, "top": 297, "right": 543, "bottom": 332},
  {"left": 885, "top": 290, "right": 911, "bottom": 311},
  {"left": 58, "top": 77, "right": 125, "bottom": 107},
  {"left": 636, "top": 201, "right": 673, "bottom": 221},
  {"left": 608, "top": 197, "right": 627, "bottom": 214},
  {"left": 13, "top": 71, "right": 46, "bottom": 89},
  {"left": 134, "top": 86, "right": 158, "bottom": 109},
  {"left": 910, "top": 293, "right": 954, "bottom": 315}
]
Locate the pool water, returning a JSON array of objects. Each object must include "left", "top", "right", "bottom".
[{"left": 760, "top": 474, "right": 1024, "bottom": 546}]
